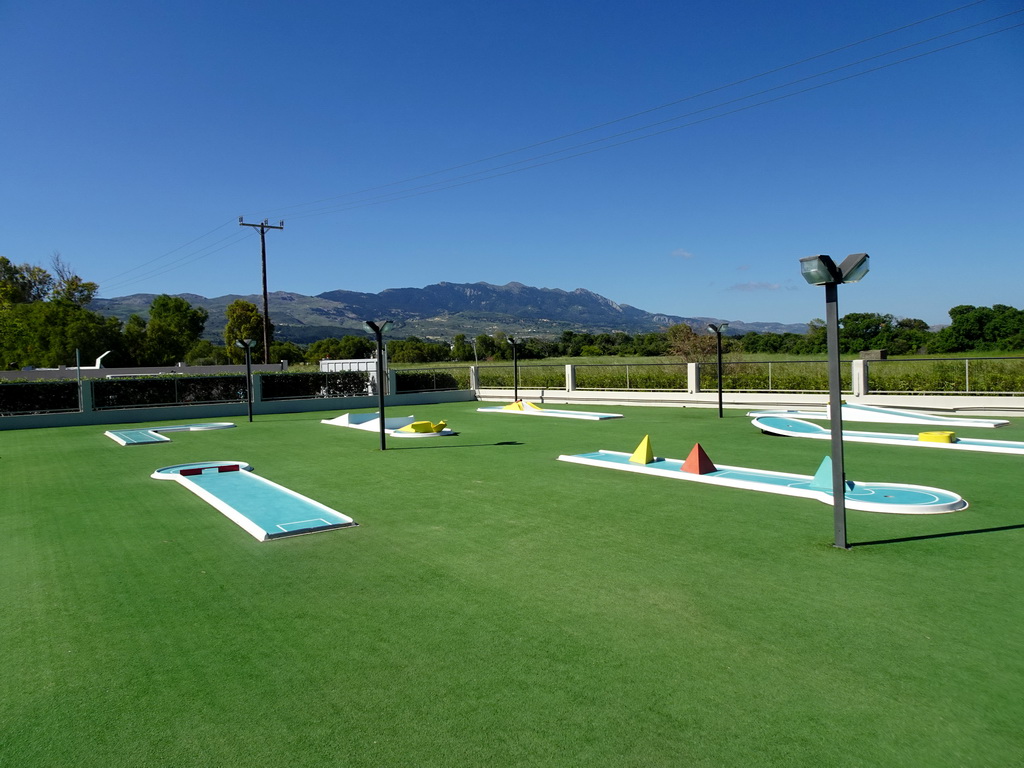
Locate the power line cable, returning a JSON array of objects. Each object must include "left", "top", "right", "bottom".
[
  {"left": 280, "top": 15, "right": 1024, "bottom": 221},
  {"left": 256, "top": 0, "right": 998, "bottom": 217},
  {"left": 105, "top": 2, "right": 1018, "bottom": 292}
]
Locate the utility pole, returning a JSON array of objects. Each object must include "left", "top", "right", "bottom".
[{"left": 238, "top": 217, "right": 284, "bottom": 363}]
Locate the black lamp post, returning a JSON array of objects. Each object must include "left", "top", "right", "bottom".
[
  {"left": 234, "top": 338, "right": 255, "bottom": 422},
  {"left": 507, "top": 336, "right": 519, "bottom": 402},
  {"left": 364, "top": 320, "right": 393, "bottom": 451},
  {"left": 706, "top": 323, "right": 729, "bottom": 418},
  {"left": 800, "top": 252, "right": 870, "bottom": 550}
]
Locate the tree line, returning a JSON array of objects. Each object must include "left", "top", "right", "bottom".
[{"left": 3, "top": 255, "right": 1024, "bottom": 370}]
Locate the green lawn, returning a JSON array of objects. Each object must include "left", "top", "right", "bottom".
[{"left": 3, "top": 403, "right": 1022, "bottom": 766}]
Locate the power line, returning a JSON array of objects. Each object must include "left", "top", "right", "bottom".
[
  {"left": 103, "top": 2, "right": 1021, "bottom": 292},
  {"left": 279, "top": 15, "right": 1024, "bottom": 220},
  {"left": 261, "top": 0, "right": 999, "bottom": 217}
]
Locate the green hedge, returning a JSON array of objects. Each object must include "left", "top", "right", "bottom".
[
  {"left": 395, "top": 369, "right": 468, "bottom": 393},
  {"left": 0, "top": 380, "right": 80, "bottom": 415},
  {"left": 92, "top": 376, "right": 246, "bottom": 409},
  {"left": 261, "top": 371, "right": 369, "bottom": 400}
]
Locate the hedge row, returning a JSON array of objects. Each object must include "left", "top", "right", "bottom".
[
  {"left": 395, "top": 369, "right": 469, "bottom": 393},
  {"left": 92, "top": 376, "right": 247, "bottom": 409},
  {"left": 261, "top": 371, "right": 369, "bottom": 400},
  {"left": 0, "top": 380, "right": 79, "bottom": 415}
]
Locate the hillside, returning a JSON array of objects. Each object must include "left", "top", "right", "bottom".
[{"left": 90, "top": 281, "right": 808, "bottom": 343}]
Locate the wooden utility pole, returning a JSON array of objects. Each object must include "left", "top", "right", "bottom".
[{"left": 238, "top": 217, "right": 284, "bottom": 363}]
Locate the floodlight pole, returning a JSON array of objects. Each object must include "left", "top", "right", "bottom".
[
  {"left": 707, "top": 324, "right": 728, "bottom": 418},
  {"left": 508, "top": 336, "right": 519, "bottom": 402},
  {"left": 800, "top": 252, "right": 869, "bottom": 550},
  {"left": 235, "top": 339, "right": 255, "bottom": 422},
  {"left": 824, "top": 282, "right": 848, "bottom": 548},
  {"left": 365, "top": 320, "right": 391, "bottom": 451}
]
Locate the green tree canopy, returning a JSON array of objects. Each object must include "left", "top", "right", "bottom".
[{"left": 223, "top": 300, "right": 268, "bottom": 363}]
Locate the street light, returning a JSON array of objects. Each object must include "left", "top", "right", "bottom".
[
  {"left": 363, "top": 320, "right": 393, "bottom": 451},
  {"left": 800, "top": 252, "right": 870, "bottom": 549},
  {"left": 234, "top": 338, "right": 256, "bottom": 422},
  {"left": 706, "top": 323, "right": 729, "bottom": 418},
  {"left": 507, "top": 336, "right": 519, "bottom": 403}
]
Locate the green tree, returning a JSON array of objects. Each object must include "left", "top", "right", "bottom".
[
  {"left": 224, "top": 300, "right": 267, "bottom": 363},
  {"left": 451, "top": 334, "right": 475, "bottom": 361},
  {"left": 269, "top": 340, "right": 305, "bottom": 364},
  {"left": 665, "top": 323, "right": 717, "bottom": 362},
  {"left": 143, "top": 294, "right": 208, "bottom": 365}
]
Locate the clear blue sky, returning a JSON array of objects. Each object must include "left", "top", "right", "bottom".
[{"left": 2, "top": 0, "right": 1022, "bottom": 327}]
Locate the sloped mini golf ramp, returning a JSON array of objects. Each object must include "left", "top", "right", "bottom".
[
  {"left": 752, "top": 415, "right": 1024, "bottom": 456},
  {"left": 477, "top": 400, "right": 622, "bottom": 420},
  {"left": 320, "top": 412, "right": 454, "bottom": 437},
  {"left": 152, "top": 461, "right": 357, "bottom": 541},
  {"left": 105, "top": 422, "right": 236, "bottom": 445}
]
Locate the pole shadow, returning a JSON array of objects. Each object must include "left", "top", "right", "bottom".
[
  {"left": 851, "top": 523, "right": 1024, "bottom": 547},
  {"left": 391, "top": 440, "right": 523, "bottom": 450}
]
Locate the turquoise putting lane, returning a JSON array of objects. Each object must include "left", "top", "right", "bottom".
[
  {"left": 152, "top": 461, "right": 356, "bottom": 540},
  {"left": 558, "top": 450, "right": 967, "bottom": 514},
  {"left": 752, "top": 415, "right": 1024, "bottom": 455}
]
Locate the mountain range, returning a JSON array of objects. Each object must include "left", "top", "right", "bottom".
[{"left": 90, "top": 281, "right": 809, "bottom": 343}]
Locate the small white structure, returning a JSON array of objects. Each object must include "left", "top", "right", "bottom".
[{"left": 319, "top": 356, "right": 386, "bottom": 395}]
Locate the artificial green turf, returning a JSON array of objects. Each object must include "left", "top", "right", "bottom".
[{"left": 2, "top": 403, "right": 1022, "bottom": 766}]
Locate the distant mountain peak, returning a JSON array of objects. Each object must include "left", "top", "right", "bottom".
[{"left": 91, "top": 280, "right": 808, "bottom": 344}]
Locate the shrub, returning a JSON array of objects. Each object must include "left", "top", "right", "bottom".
[{"left": 0, "top": 380, "right": 80, "bottom": 415}]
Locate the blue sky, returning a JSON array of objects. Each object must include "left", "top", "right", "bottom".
[{"left": 2, "top": 0, "right": 1021, "bottom": 327}]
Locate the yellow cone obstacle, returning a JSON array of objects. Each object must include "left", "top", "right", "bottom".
[{"left": 629, "top": 435, "right": 654, "bottom": 464}]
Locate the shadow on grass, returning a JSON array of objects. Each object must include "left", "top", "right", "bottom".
[
  {"left": 852, "top": 523, "right": 1024, "bottom": 547},
  {"left": 391, "top": 440, "right": 523, "bottom": 450}
]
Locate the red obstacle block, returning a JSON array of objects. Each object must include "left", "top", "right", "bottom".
[
  {"left": 681, "top": 443, "right": 717, "bottom": 475},
  {"left": 180, "top": 467, "right": 204, "bottom": 476},
  {"left": 218, "top": 464, "right": 240, "bottom": 473}
]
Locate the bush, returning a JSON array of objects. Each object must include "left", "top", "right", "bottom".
[
  {"left": 260, "top": 371, "right": 369, "bottom": 400},
  {"left": 92, "top": 376, "right": 247, "bottom": 409},
  {"left": 0, "top": 380, "right": 80, "bottom": 415},
  {"left": 395, "top": 370, "right": 467, "bottom": 393}
]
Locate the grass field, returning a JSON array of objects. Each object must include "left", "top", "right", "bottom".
[{"left": 3, "top": 402, "right": 1022, "bottom": 766}]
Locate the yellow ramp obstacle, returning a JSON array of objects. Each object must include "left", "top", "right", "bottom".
[
  {"left": 395, "top": 420, "right": 448, "bottom": 434},
  {"left": 629, "top": 435, "right": 654, "bottom": 465}
]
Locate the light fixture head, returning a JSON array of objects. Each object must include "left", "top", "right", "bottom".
[
  {"left": 838, "top": 253, "right": 870, "bottom": 283},
  {"left": 364, "top": 320, "right": 393, "bottom": 335},
  {"left": 800, "top": 254, "right": 841, "bottom": 285},
  {"left": 719, "top": 322, "right": 729, "bottom": 334}
]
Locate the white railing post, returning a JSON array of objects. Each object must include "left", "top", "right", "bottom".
[
  {"left": 851, "top": 359, "right": 867, "bottom": 397},
  {"left": 565, "top": 364, "right": 576, "bottom": 392},
  {"left": 687, "top": 362, "right": 700, "bottom": 394}
]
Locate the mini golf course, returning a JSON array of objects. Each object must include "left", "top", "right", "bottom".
[{"left": 3, "top": 403, "right": 1023, "bottom": 767}]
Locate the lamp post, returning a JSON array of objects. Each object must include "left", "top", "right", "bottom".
[
  {"left": 706, "top": 323, "right": 729, "bottom": 418},
  {"left": 364, "top": 320, "right": 393, "bottom": 451},
  {"left": 507, "top": 336, "right": 519, "bottom": 403},
  {"left": 799, "top": 252, "right": 870, "bottom": 550},
  {"left": 234, "top": 338, "right": 255, "bottom": 422}
]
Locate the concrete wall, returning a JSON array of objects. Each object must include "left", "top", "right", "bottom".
[{"left": 1, "top": 362, "right": 286, "bottom": 381}]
